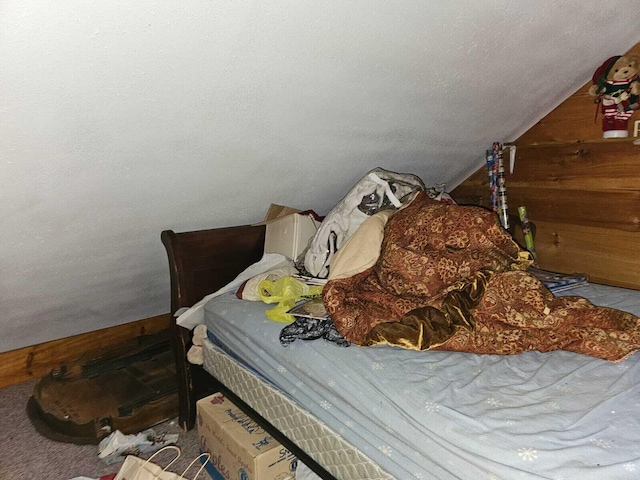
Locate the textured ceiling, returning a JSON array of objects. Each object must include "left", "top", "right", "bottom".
[{"left": 2, "top": 0, "right": 640, "bottom": 351}]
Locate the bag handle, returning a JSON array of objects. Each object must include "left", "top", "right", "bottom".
[
  {"left": 368, "top": 172, "right": 402, "bottom": 208},
  {"left": 135, "top": 445, "right": 182, "bottom": 479},
  {"left": 179, "top": 452, "right": 211, "bottom": 479}
]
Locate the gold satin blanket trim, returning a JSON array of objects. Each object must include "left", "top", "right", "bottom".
[{"left": 364, "top": 269, "right": 491, "bottom": 349}]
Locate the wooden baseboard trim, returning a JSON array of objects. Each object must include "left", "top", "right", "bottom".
[{"left": 0, "top": 314, "right": 172, "bottom": 389}]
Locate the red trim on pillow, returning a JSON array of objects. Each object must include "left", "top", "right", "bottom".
[{"left": 236, "top": 280, "right": 248, "bottom": 299}]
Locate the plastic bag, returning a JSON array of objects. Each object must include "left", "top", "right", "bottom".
[
  {"left": 302, "top": 167, "right": 424, "bottom": 278},
  {"left": 98, "top": 429, "right": 179, "bottom": 465},
  {"left": 426, "top": 183, "right": 457, "bottom": 205},
  {"left": 258, "top": 277, "right": 323, "bottom": 323},
  {"left": 113, "top": 445, "right": 210, "bottom": 480}
]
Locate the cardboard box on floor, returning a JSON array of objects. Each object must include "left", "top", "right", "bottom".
[{"left": 197, "top": 393, "right": 297, "bottom": 480}]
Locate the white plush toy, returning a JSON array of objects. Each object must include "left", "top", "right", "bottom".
[{"left": 186, "top": 324, "right": 208, "bottom": 365}]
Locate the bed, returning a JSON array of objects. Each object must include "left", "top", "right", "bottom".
[{"left": 161, "top": 202, "right": 640, "bottom": 480}]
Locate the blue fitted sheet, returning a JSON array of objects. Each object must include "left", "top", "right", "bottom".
[{"left": 204, "top": 284, "right": 640, "bottom": 480}]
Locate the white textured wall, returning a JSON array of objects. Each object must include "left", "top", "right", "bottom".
[{"left": 2, "top": 0, "right": 639, "bottom": 352}]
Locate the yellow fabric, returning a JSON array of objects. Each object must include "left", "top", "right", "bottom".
[
  {"left": 240, "top": 265, "right": 298, "bottom": 301},
  {"left": 259, "top": 277, "right": 323, "bottom": 323}
]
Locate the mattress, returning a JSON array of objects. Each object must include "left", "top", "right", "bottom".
[{"left": 202, "top": 284, "right": 640, "bottom": 480}]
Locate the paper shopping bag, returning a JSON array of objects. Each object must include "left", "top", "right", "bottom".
[{"left": 114, "top": 446, "right": 210, "bottom": 480}]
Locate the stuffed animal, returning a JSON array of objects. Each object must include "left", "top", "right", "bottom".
[
  {"left": 186, "top": 324, "right": 208, "bottom": 365},
  {"left": 588, "top": 54, "right": 640, "bottom": 138}
]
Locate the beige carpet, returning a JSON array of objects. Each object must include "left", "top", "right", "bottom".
[{"left": 0, "top": 381, "right": 203, "bottom": 480}]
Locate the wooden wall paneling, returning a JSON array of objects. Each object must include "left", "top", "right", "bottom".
[
  {"left": 459, "top": 142, "right": 640, "bottom": 190},
  {"left": 450, "top": 169, "right": 491, "bottom": 206},
  {"left": 452, "top": 42, "right": 640, "bottom": 289},
  {"left": 459, "top": 186, "right": 639, "bottom": 232},
  {"left": 0, "top": 314, "right": 171, "bottom": 389},
  {"left": 517, "top": 87, "right": 603, "bottom": 144},
  {"left": 533, "top": 220, "right": 640, "bottom": 289},
  {"left": 457, "top": 143, "right": 640, "bottom": 231},
  {"left": 508, "top": 142, "right": 640, "bottom": 190},
  {"left": 503, "top": 188, "right": 639, "bottom": 232}
]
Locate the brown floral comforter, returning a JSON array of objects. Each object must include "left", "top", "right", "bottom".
[{"left": 323, "top": 192, "right": 640, "bottom": 361}]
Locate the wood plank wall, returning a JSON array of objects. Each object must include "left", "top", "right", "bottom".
[
  {"left": 0, "top": 314, "right": 170, "bottom": 389},
  {"left": 453, "top": 42, "right": 640, "bottom": 290}
]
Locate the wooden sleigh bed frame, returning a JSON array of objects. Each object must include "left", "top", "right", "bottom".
[
  {"left": 160, "top": 212, "right": 535, "bottom": 479},
  {"left": 161, "top": 224, "right": 265, "bottom": 428},
  {"left": 161, "top": 224, "right": 340, "bottom": 477}
]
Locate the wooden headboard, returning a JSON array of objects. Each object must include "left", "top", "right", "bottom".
[
  {"left": 161, "top": 224, "right": 266, "bottom": 314},
  {"left": 162, "top": 223, "right": 338, "bottom": 478},
  {"left": 160, "top": 224, "right": 266, "bottom": 429}
]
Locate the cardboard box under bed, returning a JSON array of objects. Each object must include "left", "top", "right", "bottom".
[{"left": 197, "top": 392, "right": 297, "bottom": 480}]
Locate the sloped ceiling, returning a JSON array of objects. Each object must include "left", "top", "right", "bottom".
[{"left": 2, "top": 0, "right": 640, "bottom": 352}]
